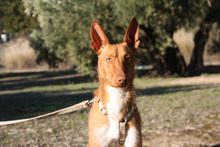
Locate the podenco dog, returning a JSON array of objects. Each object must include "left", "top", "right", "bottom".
[{"left": 88, "top": 17, "right": 142, "bottom": 147}]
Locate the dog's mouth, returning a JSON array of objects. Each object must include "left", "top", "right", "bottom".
[
  {"left": 119, "top": 83, "right": 127, "bottom": 88},
  {"left": 109, "top": 82, "right": 127, "bottom": 88},
  {"left": 114, "top": 85, "right": 126, "bottom": 88}
]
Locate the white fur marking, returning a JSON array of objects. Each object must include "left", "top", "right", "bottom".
[
  {"left": 106, "top": 86, "right": 127, "bottom": 120},
  {"left": 124, "top": 127, "right": 139, "bottom": 147},
  {"left": 97, "top": 119, "right": 120, "bottom": 147},
  {"left": 96, "top": 86, "right": 128, "bottom": 147}
]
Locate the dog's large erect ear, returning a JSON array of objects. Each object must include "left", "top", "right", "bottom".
[
  {"left": 123, "top": 17, "right": 140, "bottom": 49},
  {"left": 90, "top": 19, "right": 109, "bottom": 55}
]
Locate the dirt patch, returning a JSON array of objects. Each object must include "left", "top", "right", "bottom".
[
  {"left": 141, "top": 75, "right": 220, "bottom": 147},
  {"left": 143, "top": 120, "right": 220, "bottom": 147}
]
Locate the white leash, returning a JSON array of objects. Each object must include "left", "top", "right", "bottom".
[{"left": 0, "top": 99, "right": 93, "bottom": 126}]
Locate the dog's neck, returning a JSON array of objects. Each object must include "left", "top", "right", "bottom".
[
  {"left": 106, "top": 86, "right": 127, "bottom": 120},
  {"left": 97, "top": 83, "right": 135, "bottom": 121}
]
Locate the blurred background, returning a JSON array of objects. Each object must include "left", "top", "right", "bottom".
[
  {"left": 0, "top": 0, "right": 220, "bottom": 147},
  {"left": 0, "top": 0, "right": 219, "bottom": 75}
]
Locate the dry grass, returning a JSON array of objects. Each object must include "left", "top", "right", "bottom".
[
  {"left": 173, "top": 28, "right": 195, "bottom": 66},
  {"left": 0, "top": 38, "right": 37, "bottom": 69}
]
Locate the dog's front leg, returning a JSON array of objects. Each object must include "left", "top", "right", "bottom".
[{"left": 124, "top": 126, "right": 142, "bottom": 147}]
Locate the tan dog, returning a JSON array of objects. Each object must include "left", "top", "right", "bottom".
[{"left": 88, "top": 17, "right": 142, "bottom": 147}]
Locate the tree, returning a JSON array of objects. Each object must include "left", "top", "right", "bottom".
[
  {"left": 0, "top": 0, "right": 38, "bottom": 38},
  {"left": 23, "top": 0, "right": 220, "bottom": 75},
  {"left": 208, "top": 24, "right": 220, "bottom": 54},
  {"left": 188, "top": 0, "right": 220, "bottom": 75},
  {"left": 23, "top": 0, "right": 118, "bottom": 71},
  {"left": 142, "top": 0, "right": 220, "bottom": 75},
  {"left": 111, "top": 0, "right": 210, "bottom": 75},
  {"left": 121, "top": 0, "right": 220, "bottom": 76},
  {"left": 138, "top": 0, "right": 210, "bottom": 75}
]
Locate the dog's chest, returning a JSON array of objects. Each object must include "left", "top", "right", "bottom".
[
  {"left": 106, "top": 86, "right": 127, "bottom": 120},
  {"left": 97, "top": 86, "right": 128, "bottom": 146},
  {"left": 97, "top": 118, "right": 120, "bottom": 147}
]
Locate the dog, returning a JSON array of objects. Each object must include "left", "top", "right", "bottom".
[{"left": 88, "top": 17, "right": 142, "bottom": 147}]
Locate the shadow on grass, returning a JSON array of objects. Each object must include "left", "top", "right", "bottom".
[
  {"left": 202, "top": 65, "right": 220, "bottom": 74},
  {"left": 2, "top": 83, "right": 219, "bottom": 121},
  {"left": 211, "top": 144, "right": 220, "bottom": 147},
  {"left": 1, "top": 69, "right": 219, "bottom": 122},
  {"left": 136, "top": 83, "right": 220, "bottom": 96},
  {"left": 0, "top": 90, "right": 94, "bottom": 121},
  {"left": 0, "top": 70, "right": 94, "bottom": 91},
  {"left": 0, "top": 69, "right": 77, "bottom": 79},
  {"left": 0, "top": 70, "right": 96, "bottom": 121}
]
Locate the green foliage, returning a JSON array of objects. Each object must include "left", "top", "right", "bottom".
[
  {"left": 23, "top": 0, "right": 94, "bottom": 71},
  {"left": 113, "top": 0, "right": 209, "bottom": 54},
  {"left": 23, "top": 0, "right": 125, "bottom": 72},
  {"left": 23, "top": 0, "right": 220, "bottom": 73},
  {"left": 0, "top": 0, "right": 38, "bottom": 36},
  {"left": 140, "top": 0, "right": 208, "bottom": 52},
  {"left": 208, "top": 23, "right": 220, "bottom": 54}
]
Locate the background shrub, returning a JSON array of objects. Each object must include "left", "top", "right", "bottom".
[{"left": 0, "top": 38, "right": 37, "bottom": 69}]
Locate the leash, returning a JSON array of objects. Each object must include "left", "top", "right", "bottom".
[{"left": 0, "top": 99, "right": 93, "bottom": 126}]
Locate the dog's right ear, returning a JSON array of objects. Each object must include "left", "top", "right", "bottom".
[{"left": 90, "top": 19, "right": 109, "bottom": 55}]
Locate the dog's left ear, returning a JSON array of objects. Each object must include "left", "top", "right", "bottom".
[{"left": 123, "top": 17, "right": 140, "bottom": 49}]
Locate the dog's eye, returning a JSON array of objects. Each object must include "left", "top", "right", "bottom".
[
  {"left": 126, "top": 57, "right": 131, "bottom": 61},
  {"left": 106, "top": 58, "right": 112, "bottom": 63},
  {"left": 125, "top": 55, "right": 131, "bottom": 62}
]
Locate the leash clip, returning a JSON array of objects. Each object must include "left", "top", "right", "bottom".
[{"left": 87, "top": 99, "right": 94, "bottom": 107}]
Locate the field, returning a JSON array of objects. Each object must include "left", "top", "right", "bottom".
[{"left": 0, "top": 70, "right": 220, "bottom": 147}]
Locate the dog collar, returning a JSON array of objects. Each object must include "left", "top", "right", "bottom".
[{"left": 98, "top": 99, "right": 136, "bottom": 123}]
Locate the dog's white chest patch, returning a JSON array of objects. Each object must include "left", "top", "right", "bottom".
[
  {"left": 97, "top": 118, "right": 120, "bottom": 147},
  {"left": 106, "top": 86, "right": 127, "bottom": 120},
  {"left": 96, "top": 86, "right": 128, "bottom": 146}
]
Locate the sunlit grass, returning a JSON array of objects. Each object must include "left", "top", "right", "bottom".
[{"left": 0, "top": 73, "right": 220, "bottom": 146}]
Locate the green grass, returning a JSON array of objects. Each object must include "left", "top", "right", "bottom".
[{"left": 0, "top": 71, "right": 220, "bottom": 146}]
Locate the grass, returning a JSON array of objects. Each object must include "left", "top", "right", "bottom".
[{"left": 0, "top": 71, "right": 220, "bottom": 147}]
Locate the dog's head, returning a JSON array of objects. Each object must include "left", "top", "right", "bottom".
[{"left": 90, "top": 17, "right": 140, "bottom": 88}]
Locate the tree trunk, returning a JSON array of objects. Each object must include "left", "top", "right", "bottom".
[
  {"left": 140, "top": 25, "right": 187, "bottom": 76},
  {"left": 188, "top": 18, "right": 213, "bottom": 75},
  {"left": 165, "top": 47, "right": 186, "bottom": 75}
]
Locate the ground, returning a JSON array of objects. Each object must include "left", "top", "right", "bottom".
[{"left": 0, "top": 70, "right": 220, "bottom": 147}]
